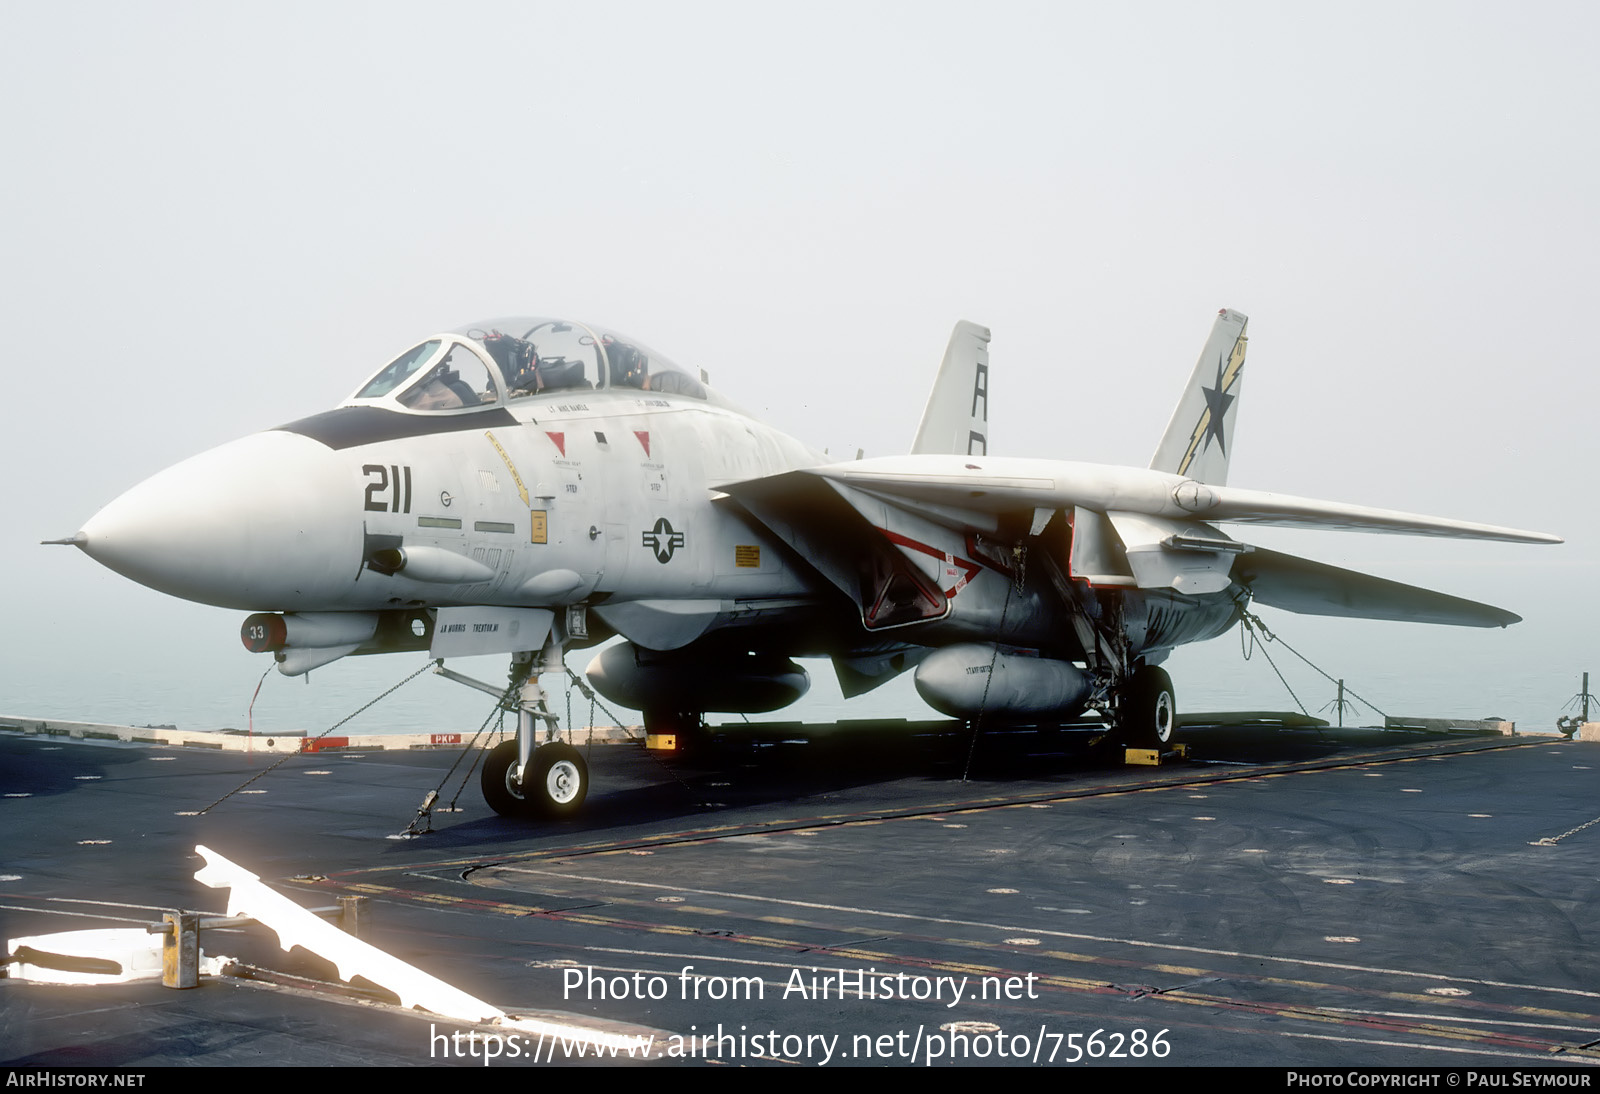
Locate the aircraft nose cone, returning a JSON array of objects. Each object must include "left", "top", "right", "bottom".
[{"left": 79, "top": 431, "right": 360, "bottom": 609}]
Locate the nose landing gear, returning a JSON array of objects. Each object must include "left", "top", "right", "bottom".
[
  {"left": 436, "top": 634, "right": 591, "bottom": 820},
  {"left": 481, "top": 739, "right": 588, "bottom": 819}
]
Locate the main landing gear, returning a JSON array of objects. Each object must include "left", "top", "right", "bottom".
[
  {"left": 1119, "top": 664, "right": 1177, "bottom": 751},
  {"left": 1086, "top": 662, "right": 1181, "bottom": 763}
]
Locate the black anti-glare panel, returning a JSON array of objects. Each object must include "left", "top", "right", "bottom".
[{"left": 274, "top": 406, "right": 519, "bottom": 450}]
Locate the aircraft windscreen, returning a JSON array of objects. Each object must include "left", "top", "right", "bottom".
[{"left": 355, "top": 340, "right": 442, "bottom": 399}]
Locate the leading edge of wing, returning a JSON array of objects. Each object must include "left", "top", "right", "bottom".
[
  {"left": 1198, "top": 485, "right": 1564, "bottom": 544},
  {"left": 766, "top": 457, "right": 1562, "bottom": 546}
]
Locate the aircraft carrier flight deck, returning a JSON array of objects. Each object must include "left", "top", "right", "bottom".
[{"left": 4, "top": 719, "right": 1599, "bottom": 1069}]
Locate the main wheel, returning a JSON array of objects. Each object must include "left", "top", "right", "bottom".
[
  {"left": 481, "top": 739, "right": 533, "bottom": 817},
  {"left": 1121, "top": 665, "right": 1177, "bottom": 750},
  {"left": 529, "top": 742, "right": 588, "bottom": 818}
]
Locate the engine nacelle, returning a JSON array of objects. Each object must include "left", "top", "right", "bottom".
[
  {"left": 585, "top": 641, "right": 809, "bottom": 713},
  {"left": 914, "top": 643, "right": 1091, "bottom": 719}
]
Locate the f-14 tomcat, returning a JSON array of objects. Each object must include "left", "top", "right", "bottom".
[{"left": 53, "top": 311, "right": 1560, "bottom": 818}]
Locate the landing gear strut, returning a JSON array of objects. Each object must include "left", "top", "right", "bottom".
[{"left": 435, "top": 630, "right": 589, "bottom": 820}]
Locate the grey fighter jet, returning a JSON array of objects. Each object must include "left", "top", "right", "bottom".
[{"left": 52, "top": 311, "right": 1560, "bottom": 817}]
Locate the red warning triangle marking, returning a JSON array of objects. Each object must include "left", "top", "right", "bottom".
[
  {"left": 545, "top": 432, "right": 565, "bottom": 456},
  {"left": 634, "top": 431, "right": 651, "bottom": 457}
]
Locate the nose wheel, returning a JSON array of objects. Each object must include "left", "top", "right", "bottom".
[
  {"left": 481, "top": 740, "right": 589, "bottom": 819},
  {"left": 532, "top": 742, "right": 588, "bottom": 816}
]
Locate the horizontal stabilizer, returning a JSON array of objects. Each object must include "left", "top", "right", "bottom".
[{"left": 1235, "top": 547, "right": 1520, "bottom": 628}]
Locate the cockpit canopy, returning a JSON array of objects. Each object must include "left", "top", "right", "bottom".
[{"left": 348, "top": 317, "right": 711, "bottom": 413}]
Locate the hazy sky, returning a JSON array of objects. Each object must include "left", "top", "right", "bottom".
[{"left": 3, "top": 2, "right": 1595, "bottom": 731}]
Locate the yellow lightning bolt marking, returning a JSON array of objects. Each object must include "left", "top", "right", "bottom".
[
  {"left": 484, "top": 430, "right": 531, "bottom": 508},
  {"left": 1176, "top": 329, "right": 1248, "bottom": 476}
]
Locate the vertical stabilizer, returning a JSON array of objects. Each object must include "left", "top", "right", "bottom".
[
  {"left": 911, "top": 320, "right": 992, "bottom": 455},
  {"left": 1149, "top": 309, "right": 1248, "bottom": 485}
]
